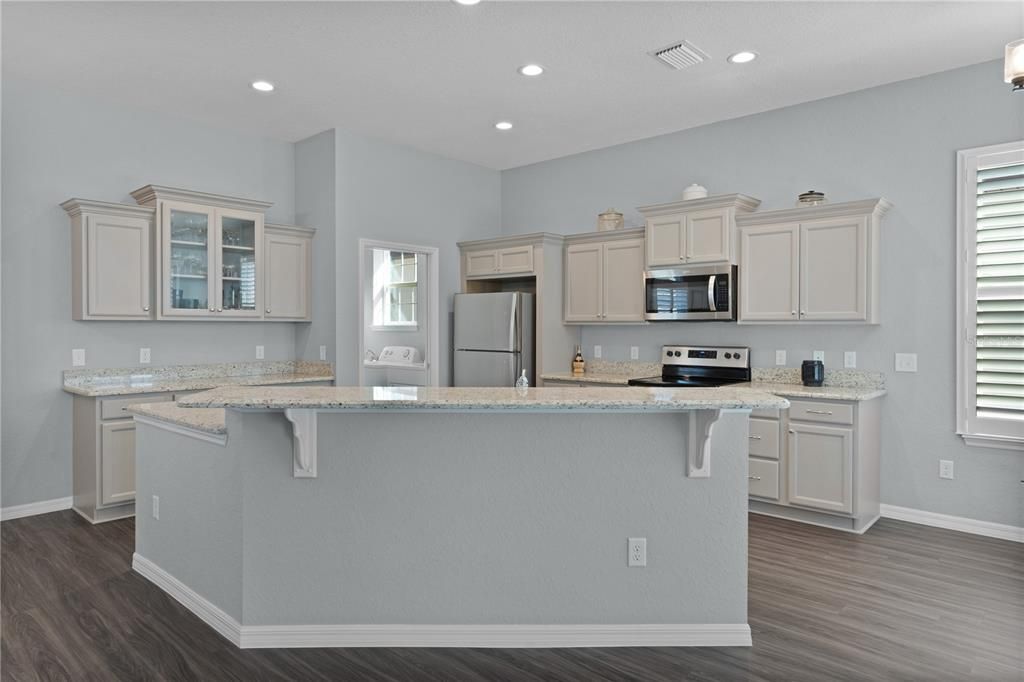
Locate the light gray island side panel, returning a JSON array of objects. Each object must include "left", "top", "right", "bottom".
[{"left": 233, "top": 409, "right": 750, "bottom": 626}]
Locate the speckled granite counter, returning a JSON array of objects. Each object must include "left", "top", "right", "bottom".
[
  {"left": 128, "top": 402, "right": 226, "bottom": 436},
  {"left": 177, "top": 385, "right": 790, "bottom": 411},
  {"left": 63, "top": 361, "right": 334, "bottom": 397},
  {"left": 742, "top": 382, "right": 886, "bottom": 402},
  {"left": 539, "top": 371, "right": 632, "bottom": 385}
]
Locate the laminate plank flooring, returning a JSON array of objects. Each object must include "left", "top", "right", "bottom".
[{"left": 2, "top": 511, "right": 1021, "bottom": 681}]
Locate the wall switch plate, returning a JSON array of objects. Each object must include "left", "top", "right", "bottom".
[
  {"left": 939, "top": 460, "right": 955, "bottom": 480},
  {"left": 256, "top": 345, "right": 265, "bottom": 360},
  {"left": 593, "top": 345, "right": 602, "bottom": 359},
  {"left": 813, "top": 350, "right": 825, "bottom": 362},
  {"left": 319, "top": 345, "right": 327, "bottom": 361},
  {"left": 844, "top": 351, "right": 856, "bottom": 368},
  {"left": 152, "top": 495, "right": 160, "bottom": 520},
  {"left": 628, "top": 538, "right": 647, "bottom": 567},
  {"left": 139, "top": 348, "right": 151, "bottom": 364},
  {"left": 895, "top": 353, "right": 918, "bottom": 372},
  {"left": 775, "top": 350, "right": 787, "bottom": 366},
  {"left": 72, "top": 349, "right": 86, "bottom": 367},
  {"left": 630, "top": 346, "right": 639, "bottom": 360}
]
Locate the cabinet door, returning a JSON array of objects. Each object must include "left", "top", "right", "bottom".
[
  {"left": 787, "top": 422, "right": 853, "bottom": 514},
  {"left": 216, "top": 208, "right": 263, "bottom": 318},
  {"left": 465, "top": 250, "right": 498, "bottom": 277},
  {"left": 100, "top": 420, "right": 136, "bottom": 507},
  {"left": 685, "top": 208, "right": 730, "bottom": 264},
  {"left": 564, "top": 243, "right": 603, "bottom": 322},
  {"left": 264, "top": 232, "right": 311, "bottom": 320},
  {"left": 497, "top": 246, "right": 534, "bottom": 275},
  {"left": 84, "top": 213, "right": 151, "bottom": 318},
  {"left": 602, "top": 238, "right": 645, "bottom": 322},
  {"left": 739, "top": 223, "right": 800, "bottom": 322},
  {"left": 799, "top": 217, "right": 868, "bottom": 321},
  {"left": 645, "top": 215, "right": 685, "bottom": 267},
  {"left": 162, "top": 200, "right": 216, "bottom": 317}
]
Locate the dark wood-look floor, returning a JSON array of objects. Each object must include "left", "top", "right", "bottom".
[{"left": 2, "top": 512, "right": 1021, "bottom": 682}]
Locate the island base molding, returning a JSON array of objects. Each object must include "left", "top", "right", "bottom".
[{"left": 134, "top": 552, "right": 751, "bottom": 649}]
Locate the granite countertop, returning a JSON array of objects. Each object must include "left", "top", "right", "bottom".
[
  {"left": 540, "top": 371, "right": 633, "bottom": 385},
  {"left": 177, "top": 385, "right": 791, "bottom": 411},
  {"left": 62, "top": 361, "right": 334, "bottom": 397},
  {"left": 741, "top": 382, "right": 887, "bottom": 402},
  {"left": 128, "top": 402, "right": 226, "bottom": 436}
]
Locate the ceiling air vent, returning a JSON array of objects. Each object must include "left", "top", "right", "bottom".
[{"left": 651, "top": 40, "right": 708, "bottom": 70}]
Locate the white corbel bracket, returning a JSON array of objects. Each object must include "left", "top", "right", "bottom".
[
  {"left": 284, "top": 409, "right": 318, "bottom": 478},
  {"left": 687, "top": 409, "right": 721, "bottom": 478}
]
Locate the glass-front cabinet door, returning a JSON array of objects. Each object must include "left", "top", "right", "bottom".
[
  {"left": 164, "top": 201, "right": 215, "bottom": 317},
  {"left": 216, "top": 209, "right": 263, "bottom": 317}
]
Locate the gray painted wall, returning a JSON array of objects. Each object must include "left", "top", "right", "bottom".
[
  {"left": 500, "top": 61, "right": 1024, "bottom": 527},
  {"left": 1, "top": 79, "right": 298, "bottom": 508}
]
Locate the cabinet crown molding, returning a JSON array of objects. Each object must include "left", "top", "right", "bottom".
[
  {"left": 735, "top": 198, "right": 892, "bottom": 227},
  {"left": 265, "top": 222, "right": 316, "bottom": 236},
  {"left": 457, "top": 231, "right": 564, "bottom": 251},
  {"left": 130, "top": 185, "right": 273, "bottom": 212},
  {"left": 637, "top": 194, "right": 761, "bottom": 218},
  {"left": 563, "top": 226, "right": 645, "bottom": 246},
  {"left": 61, "top": 198, "right": 155, "bottom": 219}
]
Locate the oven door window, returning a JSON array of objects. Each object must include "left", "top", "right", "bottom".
[{"left": 646, "top": 274, "right": 723, "bottom": 314}]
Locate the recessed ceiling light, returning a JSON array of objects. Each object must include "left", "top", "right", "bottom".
[
  {"left": 251, "top": 80, "right": 275, "bottom": 92},
  {"left": 518, "top": 64, "right": 544, "bottom": 77},
  {"left": 727, "top": 51, "right": 757, "bottom": 64},
  {"left": 495, "top": 121, "right": 513, "bottom": 131},
  {"left": 452, "top": 0, "right": 481, "bottom": 5}
]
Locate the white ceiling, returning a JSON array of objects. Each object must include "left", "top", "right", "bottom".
[{"left": 3, "top": 1, "right": 1019, "bottom": 170}]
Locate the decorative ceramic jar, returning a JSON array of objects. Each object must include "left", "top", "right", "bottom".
[
  {"left": 682, "top": 184, "right": 708, "bottom": 200},
  {"left": 597, "top": 208, "right": 624, "bottom": 232}
]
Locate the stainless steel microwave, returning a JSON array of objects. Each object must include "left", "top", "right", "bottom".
[{"left": 644, "top": 264, "right": 737, "bottom": 321}]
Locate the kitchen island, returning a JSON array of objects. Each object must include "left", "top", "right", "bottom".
[{"left": 129, "top": 386, "right": 787, "bottom": 649}]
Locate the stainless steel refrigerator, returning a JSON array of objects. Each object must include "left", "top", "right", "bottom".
[{"left": 453, "top": 292, "right": 534, "bottom": 387}]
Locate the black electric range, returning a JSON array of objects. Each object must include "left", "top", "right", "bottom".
[{"left": 627, "top": 345, "right": 751, "bottom": 388}]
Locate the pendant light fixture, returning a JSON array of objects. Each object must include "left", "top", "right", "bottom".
[{"left": 1005, "top": 39, "right": 1024, "bottom": 91}]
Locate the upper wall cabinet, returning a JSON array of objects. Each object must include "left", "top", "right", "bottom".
[
  {"left": 264, "top": 223, "right": 314, "bottom": 321},
  {"left": 564, "top": 228, "right": 646, "bottom": 324},
  {"left": 463, "top": 244, "right": 535, "bottom": 278},
  {"left": 638, "top": 194, "right": 761, "bottom": 268},
  {"left": 62, "top": 199, "right": 156, "bottom": 321},
  {"left": 131, "top": 186, "right": 272, "bottom": 320},
  {"left": 737, "top": 199, "right": 891, "bottom": 324}
]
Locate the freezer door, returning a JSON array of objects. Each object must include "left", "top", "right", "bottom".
[
  {"left": 453, "top": 293, "right": 519, "bottom": 352},
  {"left": 454, "top": 350, "right": 518, "bottom": 387}
]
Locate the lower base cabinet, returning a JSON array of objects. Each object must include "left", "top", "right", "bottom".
[
  {"left": 787, "top": 422, "right": 853, "bottom": 514},
  {"left": 100, "top": 421, "right": 138, "bottom": 506}
]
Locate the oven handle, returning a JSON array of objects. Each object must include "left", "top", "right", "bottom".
[{"left": 708, "top": 275, "right": 717, "bottom": 312}]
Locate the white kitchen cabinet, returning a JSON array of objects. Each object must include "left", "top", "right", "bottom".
[
  {"left": 563, "top": 230, "right": 645, "bottom": 323},
  {"left": 638, "top": 194, "right": 761, "bottom": 268},
  {"left": 264, "top": 223, "right": 314, "bottom": 321},
  {"left": 62, "top": 199, "right": 156, "bottom": 320},
  {"left": 737, "top": 199, "right": 890, "bottom": 325},
  {"left": 786, "top": 422, "right": 854, "bottom": 514},
  {"left": 463, "top": 245, "right": 535, "bottom": 278},
  {"left": 100, "top": 421, "right": 137, "bottom": 506}
]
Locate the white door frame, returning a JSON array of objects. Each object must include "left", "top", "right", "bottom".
[{"left": 357, "top": 239, "right": 440, "bottom": 387}]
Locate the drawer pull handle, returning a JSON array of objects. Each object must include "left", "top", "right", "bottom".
[
  {"left": 806, "top": 409, "right": 833, "bottom": 415},
  {"left": 749, "top": 435, "right": 762, "bottom": 440},
  {"left": 121, "top": 407, "right": 128, "bottom": 411},
  {"left": 748, "top": 476, "right": 762, "bottom": 481}
]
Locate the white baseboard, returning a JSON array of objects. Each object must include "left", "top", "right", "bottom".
[
  {"left": 880, "top": 504, "right": 1023, "bottom": 543},
  {"left": 133, "top": 554, "right": 750, "bottom": 649},
  {"left": 1, "top": 496, "right": 73, "bottom": 521}
]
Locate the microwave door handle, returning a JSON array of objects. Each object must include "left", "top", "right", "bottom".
[{"left": 707, "top": 275, "right": 717, "bottom": 312}]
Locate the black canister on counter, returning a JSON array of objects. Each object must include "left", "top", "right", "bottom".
[{"left": 802, "top": 360, "right": 824, "bottom": 387}]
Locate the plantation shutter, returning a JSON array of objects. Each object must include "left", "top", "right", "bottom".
[{"left": 975, "top": 161, "right": 1024, "bottom": 421}]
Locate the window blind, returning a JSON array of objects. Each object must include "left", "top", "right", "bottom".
[{"left": 975, "top": 162, "right": 1024, "bottom": 420}]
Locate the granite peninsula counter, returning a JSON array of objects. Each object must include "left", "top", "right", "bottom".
[{"left": 131, "top": 385, "right": 788, "bottom": 650}]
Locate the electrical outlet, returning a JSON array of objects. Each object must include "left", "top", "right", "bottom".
[
  {"left": 895, "top": 353, "right": 918, "bottom": 372},
  {"left": 775, "top": 350, "right": 787, "bottom": 366},
  {"left": 628, "top": 537, "right": 647, "bottom": 567},
  {"left": 72, "top": 349, "right": 86, "bottom": 367},
  {"left": 319, "top": 345, "right": 327, "bottom": 361},
  {"left": 813, "top": 350, "right": 825, "bottom": 362},
  {"left": 152, "top": 495, "right": 160, "bottom": 520},
  {"left": 139, "top": 348, "right": 151, "bottom": 364},
  {"left": 630, "top": 346, "right": 639, "bottom": 360},
  {"left": 256, "top": 345, "right": 265, "bottom": 360},
  {"left": 844, "top": 351, "right": 856, "bottom": 368},
  {"left": 593, "top": 345, "right": 602, "bottom": 359},
  {"left": 939, "top": 460, "right": 955, "bottom": 480}
]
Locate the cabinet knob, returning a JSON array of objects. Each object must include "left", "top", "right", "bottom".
[
  {"left": 800, "top": 310, "right": 806, "bottom": 316},
  {"left": 789, "top": 429, "right": 795, "bottom": 434},
  {"left": 791, "top": 310, "right": 797, "bottom": 316},
  {"left": 217, "top": 308, "right": 223, "bottom": 312},
  {"left": 143, "top": 306, "right": 150, "bottom": 312},
  {"left": 266, "top": 308, "right": 272, "bottom": 314},
  {"left": 209, "top": 307, "right": 215, "bottom": 312}
]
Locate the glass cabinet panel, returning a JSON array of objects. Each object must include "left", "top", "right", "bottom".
[
  {"left": 168, "top": 209, "right": 210, "bottom": 311},
  {"left": 220, "top": 215, "right": 257, "bottom": 312}
]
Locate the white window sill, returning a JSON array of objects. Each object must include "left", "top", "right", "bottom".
[
  {"left": 958, "top": 432, "right": 1024, "bottom": 452},
  {"left": 371, "top": 324, "right": 419, "bottom": 332}
]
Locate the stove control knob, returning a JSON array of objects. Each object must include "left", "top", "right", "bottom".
[
  {"left": 666, "top": 350, "right": 673, "bottom": 357},
  {"left": 674, "top": 351, "right": 682, "bottom": 357},
  {"left": 724, "top": 352, "right": 732, "bottom": 359}
]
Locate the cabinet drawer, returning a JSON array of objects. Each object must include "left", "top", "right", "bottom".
[
  {"left": 789, "top": 400, "right": 853, "bottom": 425},
  {"left": 748, "top": 418, "right": 780, "bottom": 459},
  {"left": 100, "top": 394, "right": 172, "bottom": 420},
  {"left": 748, "top": 458, "right": 780, "bottom": 500},
  {"left": 750, "top": 407, "right": 781, "bottom": 419}
]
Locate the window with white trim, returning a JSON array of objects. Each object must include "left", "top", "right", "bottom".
[
  {"left": 956, "top": 141, "right": 1024, "bottom": 450},
  {"left": 372, "top": 249, "right": 418, "bottom": 327}
]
